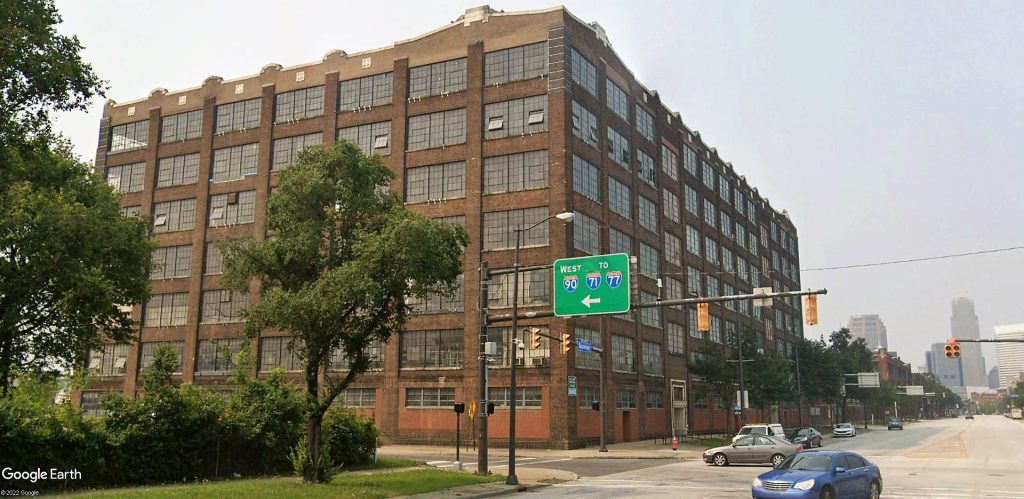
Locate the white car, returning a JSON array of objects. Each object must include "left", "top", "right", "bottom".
[
  {"left": 732, "top": 423, "right": 786, "bottom": 443},
  {"left": 833, "top": 422, "right": 857, "bottom": 437}
]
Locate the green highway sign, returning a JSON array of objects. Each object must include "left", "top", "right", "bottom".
[{"left": 553, "top": 253, "right": 631, "bottom": 317}]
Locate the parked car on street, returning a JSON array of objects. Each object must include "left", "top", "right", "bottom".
[
  {"left": 832, "top": 422, "right": 856, "bottom": 437},
  {"left": 788, "top": 427, "right": 823, "bottom": 449},
  {"left": 704, "top": 435, "right": 802, "bottom": 467},
  {"left": 887, "top": 418, "right": 903, "bottom": 430},
  {"left": 752, "top": 450, "right": 883, "bottom": 499},
  {"left": 965, "top": 414, "right": 974, "bottom": 420},
  {"left": 732, "top": 423, "right": 787, "bottom": 443}
]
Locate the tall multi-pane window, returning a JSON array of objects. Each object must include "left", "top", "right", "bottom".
[
  {"left": 637, "top": 150, "right": 656, "bottom": 186},
  {"left": 121, "top": 205, "right": 141, "bottom": 218},
  {"left": 487, "top": 269, "right": 550, "bottom": 308},
  {"left": 704, "top": 236, "right": 719, "bottom": 265},
  {"left": 685, "top": 225, "right": 701, "bottom": 257},
  {"left": 572, "top": 155, "right": 601, "bottom": 202},
  {"left": 639, "top": 243, "right": 659, "bottom": 277},
  {"left": 734, "top": 189, "right": 745, "bottom": 211},
  {"left": 138, "top": 341, "right": 184, "bottom": 373},
  {"left": 642, "top": 340, "right": 663, "bottom": 375},
  {"left": 574, "top": 326, "right": 602, "bottom": 370},
  {"left": 484, "top": 42, "right": 548, "bottom": 84},
  {"left": 109, "top": 120, "right": 148, "bottom": 152},
  {"left": 682, "top": 145, "right": 697, "bottom": 176},
  {"left": 484, "top": 95, "right": 548, "bottom": 139},
  {"left": 638, "top": 196, "right": 658, "bottom": 232},
  {"left": 143, "top": 293, "right": 188, "bottom": 327},
  {"left": 212, "top": 143, "right": 259, "bottom": 181},
  {"left": 271, "top": 133, "right": 322, "bottom": 170},
  {"left": 482, "top": 207, "right": 549, "bottom": 251},
  {"left": 612, "top": 335, "right": 635, "bottom": 372},
  {"left": 606, "top": 79, "right": 629, "bottom": 122},
  {"left": 703, "top": 198, "right": 717, "bottom": 226},
  {"left": 646, "top": 391, "right": 665, "bottom": 409},
  {"left": 664, "top": 276, "right": 684, "bottom": 310},
  {"left": 662, "top": 145, "right": 679, "bottom": 181},
  {"left": 721, "top": 211, "right": 733, "bottom": 238},
  {"left": 705, "top": 274, "right": 721, "bottom": 297},
  {"left": 635, "top": 105, "right": 654, "bottom": 142},
  {"left": 483, "top": 151, "right": 547, "bottom": 194},
  {"left": 406, "top": 109, "right": 466, "bottom": 151},
  {"left": 156, "top": 154, "right": 199, "bottom": 188},
  {"left": 204, "top": 242, "right": 223, "bottom": 275},
  {"left": 405, "top": 388, "right": 456, "bottom": 408},
  {"left": 200, "top": 289, "right": 249, "bottom": 323},
  {"left": 160, "top": 110, "right": 202, "bottom": 143},
  {"left": 275, "top": 86, "right": 324, "bottom": 123},
  {"left": 687, "top": 266, "right": 702, "bottom": 295},
  {"left": 702, "top": 161, "right": 716, "bottom": 190},
  {"left": 710, "top": 316, "right": 723, "bottom": 343},
  {"left": 573, "top": 211, "right": 600, "bottom": 255},
  {"left": 667, "top": 322, "right": 685, "bottom": 354},
  {"left": 663, "top": 189, "right": 680, "bottom": 223},
  {"left": 208, "top": 190, "right": 256, "bottom": 227},
  {"left": 689, "top": 308, "right": 702, "bottom": 339},
  {"left": 640, "top": 291, "right": 661, "bottom": 327},
  {"left": 338, "top": 72, "right": 393, "bottom": 111},
  {"left": 151, "top": 198, "right": 196, "bottom": 233},
  {"left": 196, "top": 339, "right": 244, "bottom": 374},
  {"left": 569, "top": 47, "right": 597, "bottom": 96},
  {"left": 407, "top": 275, "right": 464, "bottom": 314},
  {"left": 400, "top": 329, "right": 463, "bottom": 369},
  {"left": 329, "top": 341, "right": 385, "bottom": 371},
  {"left": 570, "top": 101, "right": 599, "bottom": 148},
  {"left": 151, "top": 244, "right": 191, "bottom": 279},
  {"left": 485, "top": 327, "right": 550, "bottom": 368},
  {"left": 684, "top": 185, "right": 699, "bottom": 216},
  {"left": 259, "top": 336, "right": 303, "bottom": 372},
  {"left": 405, "top": 161, "right": 466, "bottom": 203},
  {"left": 617, "top": 390, "right": 637, "bottom": 409},
  {"left": 215, "top": 98, "right": 261, "bottom": 133},
  {"left": 608, "top": 178, "right": 632, "bottom": 220},
  {"left": 664, "top": 233, "right": 682, "bottom": 267},
  {"left": 719, "top": 176, "right": 731, "bottom": 202},
  {"left": 722, "top": 247, "right": 735, "bottom": 273},
  {"left": 87, "top": 344, "right": 128, "bottom": 376},
  {"left": 337, "top": 122, "right": 390, "bottom": 155},
  {"left": 610, "top": 228, "right": 632, "bottom": 255},
  {"left": 105, "top": 162, "right": 145, "bottom": 193},
  {"left": 409, "top": 58, "right": 467, "bottom": 98},
  {"left": 607, "top": 127, "right": 631, "bottom": 168}
]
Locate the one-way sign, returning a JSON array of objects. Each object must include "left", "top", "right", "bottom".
[{"left": 576, "top": 339, "right": 593, "bottom": 352}]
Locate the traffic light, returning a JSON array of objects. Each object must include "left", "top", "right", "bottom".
[
  {"left": 697, "top": 303, "right": 710, "bottom": 332},
  {"left": 561, "top": 333, "right": 572, "bottom": 354},
  {"left": 945, "top": 338, "right": 961, "bottom": 358},
  {"left": 591, "top": 401, "right": 600, "bottom": 411},
  {"left": 805, "top": 295, "right": 818, "bottom": 326},
  {"left": 529, "top": 327, "right": 542, "bottom": 350},
  {"left": 486, "top": 402, "right": 495, "bottom": 415}
]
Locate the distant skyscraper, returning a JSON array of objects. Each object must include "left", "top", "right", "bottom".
[
  {"left": 848, "top": 314, "right": 888, "bottom": 349},
  {"left": 929, "top": 342, "right": 963, "bottom": 391},
  {"left": 994, "top": 324, "right": 1024, "bottom": 389},
  {"left": 988, "top": 366, "right": 1001, "bottom": 389},
  {"left": 950, "top": 293, "right": 987, "bottom": 387}
]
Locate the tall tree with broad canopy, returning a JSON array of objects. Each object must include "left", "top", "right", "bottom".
[
  {"left": 688, "top": 341, "right": 737, "bottom": 434},
  {"left": 221, "top": 141, "right": 468, "bottom": 483}
]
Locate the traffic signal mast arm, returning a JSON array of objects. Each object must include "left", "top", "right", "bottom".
[{"left": 949, "top": 338, "right": 1024, "bottom": 343}]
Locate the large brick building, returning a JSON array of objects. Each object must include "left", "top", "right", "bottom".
[{"left": 83, "top": 5, "right": 804, "bottom": 448}]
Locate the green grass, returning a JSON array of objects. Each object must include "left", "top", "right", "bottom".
[
  {"left": 343, "top": 457, "right": 423, "bottom": 471},
  {"left": 69, "top": 469, "right": 504, "bottom": 498}
]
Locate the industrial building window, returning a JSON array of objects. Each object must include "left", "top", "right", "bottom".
[
  {"left": 151, "top": 198, "right": 196, "bottom": 233},
  {"left": 138, "top": 341, "right": 184, "bottom": 373},
  {"left": 667, "top": 322, "right": 685, "bottom": 355},
  {"left": 329, "top": 340, "right": 385, "bottom": 371},
  {"left": 160, "top": 110, "right": 202, "bottom": 143},
  {"left": 643, "top": 340, "right": 663, "bottom": 375},
  {"left": 664, "top": 276, "right": 684, "bottom": 311},
  {"left": 400, "top": 329, "right": 463, "bottom": 369},
  {"left": 405, "top": 161, "right": 465, "bottom": 203},
  {"left": 637, "top": 150, "right": 656, "bottom": 186},
  {"left": 485, "top": 326, "right": 550, "bottom": 368},
  {"left": 735, "top": 224, "right": 747, "bottom": 253},
  {"left": 719, "top": 176, "right": 731, "bottom": 203},
  {"left": 734, "top": 189, "right": 745, "bottom": 211},
  {"left": 748, "top": 233, "right": 759, "bottom": 256},
  {"left": 721, "top": 211, "right": 733, "bottom": 238},
  {"left": 702, "top": 161, "right": 716, "bottom": 191},
  {"left": 704, "top": 236, "right": 719, "bottom": 265},
  {"left": 105, "top": 162, "right": 145, "bottom": 193},
  {"left": 156, "top": 153, "right": 199, "bottom": 188},
  {"left": 635, "top": 105, "right": 654, "bottom": 142},
  {"left": 640, "top": 243, "right": 659, "bottom": 278},
  {"left": 572, "top": 155, "right": 601, "bottom": 202},
  {"left": 689, "top": 308, "right": 702, "bottom": 339},
  {"left": 121, "top": 205, "right": 141, "bottom": 218},
  {"left": 212, "top": 143, "right": 259, "bottom": 181},
  {"left": 693, "top": 390, "right": 708, "bottom": 409},
  {"left": 259, "top": 336, "right": 304, "bottom": 372},
  {"left": 612, "top": 335, "right": 635, "bottom": 373},
  {"left": 337, "top": 121, "right": 390, "bottom": 155},
  {"left": 271, "top": 133, "right": 322, "bottom": 170},
  {"left": 274, "top": 86, "right": 324, "bottom": 123},
  {"left": 606, "top": 79, "right": 629, "bottom": 122},
  {"left": 684, "top": 185, "right": 699, "bottom": 216},
  {"left": 336, "top": 388, "right": 376, "bottom": 407},
  {"left": 109, "top": 120, "right": 148, "bottom": 152},
  {"left": 200, "top": 289, "right": 249, "bottom": 324},
  {"left": 607, "top": 127, "right": 631, "bottom": 169},
  {"left": 208, "top": 190, "right": 256, "bottom": 227},
  {"left": 608, "top": 177, "right": 632, "bottom": 220},
  {"left": 641, "top": 291, "right": 661, "bottom": 328},
  {"left": 483, "top": 95, "right": 547, "bottom": 139},
  {"left": 722, "top": 247, "right": 735, "bottom": 273},
  {"left": 662, "top": 189, "right": 680, "bottom": 223},
  {"left": 646, "top": 391, "right": 664, "bottom": 409},
  {"left": 638, "top": 196, "right": 657, "bottom": 233},
  {"left": 405, "top": 387, "right": 455, "bottom": 408},
  {"left": 407, "top": 274, "right": 464, "bottom": 314},
  {"left": 151, "top": 244, "right": 192, "bottom": 279},
  {"left": 610, "top": 228, "right": 632, "bottom": 256},
  {"left": 489, "top": 387, "right": 542, "bottom": 408},
  {"left": 196, "top": 339, "right": 244, "bottom": 374},
  {"left": 579, "top": 387, "right": 600, "bottom": 407},
  {"left": 747, "top": 198, "right": 757, "bottom": 223},
  {"left": 569, "top": 47, "right": 597, "bottom": 96},
  {"left": 338, "top": 72, "right": 393, "bottom": 111},
  {"left": 434, "top": 214, "right": 466, "bottom": 227},
  {"left": 408, "top": 58, "right": 467, "bottom": 99},
  {"left": 406, "top": 108, "right": 466, "bottom": 151},
  {"left": 80, "top": 391, "right": 110, "bottom": 417},
  {"left": 617, "top": 390, "right": 637, "bottom": 409},
  {"left": 705, "top": 274, "right": 720, "bottom": 300},
  {"left": 87, "top": 344, "right": 128, "bottom": 376},
  {"left": 484, "top": 42, "right": 547, "bottom": 85},
  {"left": 664, "top": 233, "right": 681, "bottom": 267},
  {"left": 571, "top": 101, "right": 599, "bottom": 148},
  {"left": 662, "top": 145, "right": 679, "bottom": 181},
  {"left": 482, "top": 206, "right": 549, "bottom": 251},
  {"left": 483, "top": 150, "right": 547, "bottom": 194},
  {"left": 215, "top": 98, "right": 261, "bottom": 133},
  {"left": 710, "top": 316, "right": 723, "bottom": 343},
  {"left": 203, "top": 242, "right": 223, "bottom": 275},
  {"left": 574, "top": 326, "right": 602, "bottom": 370},
  {"left": 569, "top": 210, "right": 598, "bottom": 255},
  {"left": 703, "top": 198, "right": 717, "bottom": 227},
  {"left": 686, "top": 225, "right": 701, "bottom": 257},
  {"left": 143, "top": 292, "right": 188, "bottom": 327},
  {"left": 487, "top": 269, "right": 550, "bottom": 309},
  {"left": 687, "top": 266, "right": 701, "bottom": 296},
  {"left": 683, "top": 145, "right": 697, "bottom": 176}
]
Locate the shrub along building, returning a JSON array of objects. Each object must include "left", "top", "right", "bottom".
[{"left": 83, "top": 5, "right": 804, "bottom": 447}]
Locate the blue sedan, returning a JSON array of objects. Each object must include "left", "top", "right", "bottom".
[{"left": 751, "top": 450, "right": 882, "bottom": 499}]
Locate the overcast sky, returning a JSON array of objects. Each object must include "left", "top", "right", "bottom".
[{"left": 51, "top": 0, "right": 1024, "bottom": 374}]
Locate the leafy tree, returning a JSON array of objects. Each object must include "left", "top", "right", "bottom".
[
  {"left": 730, "top": 326, "right": 796, "bottom": 416},
  {"left": 688, "top": 342, "right": 737, "bottom": 433},
  {"left": 222, "top": 141, "right": 467, "bottom": 483}
]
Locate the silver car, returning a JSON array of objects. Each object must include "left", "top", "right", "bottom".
[
  {"left": 833, "top": 422, "right": 857, "bottom": 437},
  {"left": 703, "top": 435, "right": 802, "bottom": 467}
]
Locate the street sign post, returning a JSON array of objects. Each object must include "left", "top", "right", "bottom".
[
  {"left": 553, "top": 253, "right": 631, "bottom": 317},
  {"left": 568, "top": 375, "right": 577, "bottom": 397}
]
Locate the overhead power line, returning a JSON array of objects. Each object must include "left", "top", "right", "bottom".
[{"left": 800, "top": 245, "right": 1024, "bottom": 272}]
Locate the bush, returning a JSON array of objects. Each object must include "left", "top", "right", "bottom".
[
  {"left": 322, "top": 406, "right": 378, "bottom": 468},
  {"left": 220, "top": 370, "right": 305, "bottom": 475}
]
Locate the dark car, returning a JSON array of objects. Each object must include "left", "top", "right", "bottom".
[
  {"left": 966, "top": 414, "right": 974, "bottom": 420},
  {"left": 788, "top": 427, "right": 823, "bottom": 449},
  {"left": 752, "top": 450, "right": 883, "bottom": 499},
  {"left": 887, "top": 418, "right": 903, "bottom": 430}
]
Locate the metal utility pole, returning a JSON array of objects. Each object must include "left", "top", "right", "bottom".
[
  {"left": 477, "top": 262, "right": 489, "bottom": 475},
  {"left": 596, "top": 343, "right": 607, "bottom": 452},
  {"left": 506, "top": 227, "right": 522, "bottom": 486}
]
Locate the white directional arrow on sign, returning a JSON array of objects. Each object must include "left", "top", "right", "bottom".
[{"left": 581, "top": 295, "right": 602, "bottom": 308}]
